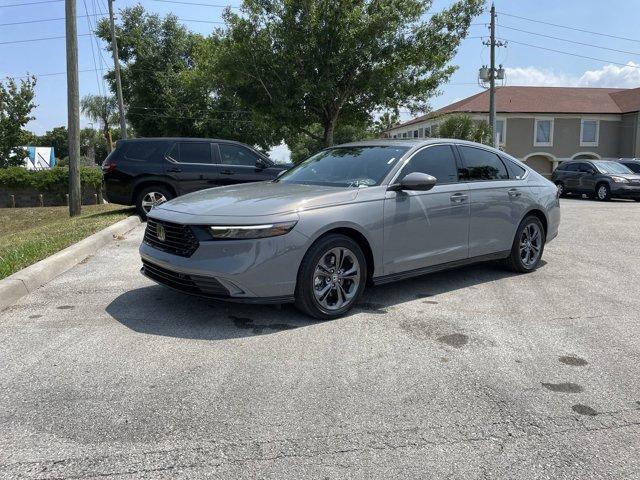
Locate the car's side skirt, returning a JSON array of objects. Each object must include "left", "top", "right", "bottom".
[{"left": 372, "top": 251, "right": 511, "bottom": 286}]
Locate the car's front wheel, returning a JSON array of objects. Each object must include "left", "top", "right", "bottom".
[
  {"left": 596, "top": 183, "right": 611, "bottom": 201},
  {"left": 505, "top": 215, "right": 545, "bottom": 273},
  {"left": 295, "top": 234, "right": 366, "bottom": 320}
]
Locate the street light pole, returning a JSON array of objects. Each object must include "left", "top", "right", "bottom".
[
  {"left": 489, "top": 3, "right": 496, "bottom": 147},
  {"left": 107, "top": 0, "right": 127, "bottom": 139}
]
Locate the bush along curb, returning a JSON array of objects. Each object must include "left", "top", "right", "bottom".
[{"left": 0, "top": 215, "right": 141, "bottom": 311}]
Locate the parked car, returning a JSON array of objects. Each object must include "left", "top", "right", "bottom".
[
  {"left": 102, "top": 138, "right": 291, "bottom": 218},
  {"left": 139, "top": 139, "right": 560, "bottom": 319},
  {"left": 551, "top": 160, "right": 640, "bottom": 201},
  {"left": 617, "top": 159, "right": 640, "bottom": 174}
]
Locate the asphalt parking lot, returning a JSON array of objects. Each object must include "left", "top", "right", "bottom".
[{"left": 1, "top": 198, "right": 639, "bottom": 479}]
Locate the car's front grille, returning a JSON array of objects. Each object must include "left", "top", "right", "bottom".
[
  {"left": 144, "top": 219, "right": 199, "bottom": 257},
  {"left": 141, "top": 259, "right": 230, "bottom": 297}
]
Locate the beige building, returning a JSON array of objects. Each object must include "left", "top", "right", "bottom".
[{"left": 384, "top": 86, "right": 640, "bottom": 177}]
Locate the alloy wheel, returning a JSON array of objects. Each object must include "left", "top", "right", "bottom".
[
  {"left": 597, "top": 185, "right": 608, "bottom": 200},
  {"left": 313, "top": 247, "right": 361, "bottom": 311},
  {"left": 141, "top": 192, "right": 167, "bottom": 213},
  {"left": 519, "top": 222, "right": 542, "bottom": 268}
]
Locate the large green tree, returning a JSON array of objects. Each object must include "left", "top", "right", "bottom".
[
  {"left": 38, "top": 126, "right": 69, "bottom": 160},
  {"left": 0, "top": 76, "right": 37, "bottom": 168},
  {"left": 81, "top": 94, "right": 118, "bottom": 149},
  {"left": 95, "top": 7, "right": 280, "bottom": 148},
  {"left": 216, "top": 0, "right": 483, "bottom": 147}
]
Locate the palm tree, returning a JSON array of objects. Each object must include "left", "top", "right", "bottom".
[{"left": 80, "top": 94, "right": 118, "bottom": 150}]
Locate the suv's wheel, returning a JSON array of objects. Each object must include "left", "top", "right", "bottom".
[
  {"left": 596, "top": 183, "right": 611, "bottom": 201},
  {"left": 555, "top": 182, "right": 566, "bottom": 197},
  {"left": 505, "top": 215, "right": 545, "bottom": 273},
  {"left": 295, "top": 234, "right": 367, "bottom": 320},
  {"left": 136, "top": 185, "right": 174, "bottom": 220}
]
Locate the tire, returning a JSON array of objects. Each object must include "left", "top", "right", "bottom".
[
  {"left": 135, "top": 185, "right": 174, "bottom": 220},
  {"left": 595, "top": 183, "right": 611, "bottom": 201},
  {"left": 554, "top": 182, "right": 566, "bottom": 197},
  {"left": 295, "top": 234, "right": 367, "bottom": 320},
  {"left": 505, "top": 215, "right": 545, "bottom": 273}
]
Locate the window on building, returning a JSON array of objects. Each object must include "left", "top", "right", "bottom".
[
  {"left": 534, "top": 118, "right": 553, "bottom": 146},
  {"left": 495, "top": 119, "right": 506, "bottom": 145},
  {"left": 413, "top": 130, "right": 419, "bottom": 138},
  {"left": 458, "top": 146, "right": 509, "bottom": 181},
  {"left": 418, "top": 128, "right": 424, "bottom": 138},
  {"left": 402, "top": 132, "right": 407, "bottom": 138},
  {"left": 580, "top": 119, "right": 599, "bottom": 146}
]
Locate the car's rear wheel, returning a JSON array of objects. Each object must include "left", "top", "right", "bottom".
[
  {"left": 136, "top": 185, "right": 174, "bottom": 220},
  {"left": 596, "top": 183, "right": 611, "bottom": 201},
  {"left": 295, "top": 234, "right": 366, "bottom": 320},
  {"left": 505, "top": 215, "right": 545, "bottom": 273}
]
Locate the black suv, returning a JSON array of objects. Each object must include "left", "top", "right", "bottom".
[
  {"left": 102, "top": 138, "right": 291, "bottom": 218},
  {"left": 551, "top": 159, "right": 640, "bottom": 201},
  {"left": 618, "top": 159, "right": 640, "bottom": 174}
]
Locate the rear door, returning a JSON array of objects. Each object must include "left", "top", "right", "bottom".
[
  {"left": 577, "top": 162, "right": 598, "bottom": 193},
  {"left": 383, "top": 144, "right": 470, "bottom": 274},
  {"left": 214, "top": 143, "right": 274, "bottom": 186},
  {"left": 457, "top": 145, "right": 530, "bottom": 258},
  {"left": 561, "top": 162, "right": 581, "bottom": 192},
  {"left": 165, "top": 141, "right": 221, "bottom": 194}
]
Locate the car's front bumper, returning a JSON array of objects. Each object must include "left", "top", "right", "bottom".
[
  {"left": 611, "top": 184, "right": 640, "bottom": 198},
  {"left": 139, "top": 226, "right": 309, "bottom": 302}
]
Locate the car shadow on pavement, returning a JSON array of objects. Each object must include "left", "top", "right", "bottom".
[{"left": 106, "top": 260, "right": 532, "bottom": 340}]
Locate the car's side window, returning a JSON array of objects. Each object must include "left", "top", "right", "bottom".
[
  {"left": 124, "top": 141, "right": 162, "bottom": 161},
  {"left": 175, "top": 142, "right": 213, "bottom": 164},
  {"left": 504, "top": 158, "right": 526, "bottom": 179},
  {"left": 577, "top": 163, "right": 593, "bottom": 173},
  {"left": 458, "top": 146, "right": 509, "bottom": 181},
  {"left": 625, "top": 163, "right": 640, "bottom": 173},
  {"left": 397, "top": 145, "right": 459, "bottom": 184},
  {"left": 219, "top": 144, "right": 261, "bottom": 167},
  {"left": 561, "top": 162, "right": 578, "bottom": 172}
]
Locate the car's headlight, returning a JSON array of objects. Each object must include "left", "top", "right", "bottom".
[
  {"left": 208, "top": 221, "right": 297, "bottom": 239},
  {"left": 611, "top": 176, "right": 629, "bottom": 183}
]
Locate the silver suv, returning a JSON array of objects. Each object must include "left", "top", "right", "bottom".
[{"left": 140, "top": 139, "right": 561, "bottom": 319}]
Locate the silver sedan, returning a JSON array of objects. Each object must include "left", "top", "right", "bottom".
[{"left": 140, "top": 139, "right": 560, "bottom": 319}]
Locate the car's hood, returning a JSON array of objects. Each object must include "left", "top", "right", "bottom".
[{"left": 156, "top": 181, "right": 359, "bottom": 217}]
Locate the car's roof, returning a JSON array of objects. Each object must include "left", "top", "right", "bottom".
[
  {"left": 335, "top": 138, "right": 499, "bottom": 149},
  {"left": 119, "top": 137, "right": 249, "bottom": 145}
]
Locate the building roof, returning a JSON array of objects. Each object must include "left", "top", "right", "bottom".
[{"left": 394, "top": 86, "right": 640, "bottom": 129}]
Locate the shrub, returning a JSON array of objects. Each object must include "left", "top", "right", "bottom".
[{"left": 0, "top": 166, "right": 103, "bottom": 196}]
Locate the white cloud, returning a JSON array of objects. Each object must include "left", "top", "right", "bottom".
[
  {"left": 267, "top": 141, "right": 291, "bottom": 164},
  {"left": 504, "top": 62, "right": 640, "bottom": 88}
]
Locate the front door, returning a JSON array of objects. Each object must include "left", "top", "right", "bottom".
[
  {"left": 383, "top": 144, "right": 470, "bottom": 275},
  {"left": 457, "top": 145, "right": 530, "bottom": 258},
  {"left": 213, "top": 143, "right": 273, "bottom": 186}
]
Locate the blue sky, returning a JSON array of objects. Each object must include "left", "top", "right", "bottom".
[{"left": 2, "top": 0, "right": 640, "bottom": 138}]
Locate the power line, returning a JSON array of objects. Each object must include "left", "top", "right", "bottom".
[
  {"left": 0, "top": 14, "right": 105, "bottom": 27},
  {"left": 503, "top": 38, "right": 640, "bottom": 70},
  {"left": 498, "top": 11, "right": 640, "bottom": 44},
  {"left": 0, "top": 0, "right": 63, "bottom": 7},
  {"left": 149, "top": 0, "right": 239, "bottom": 8},
  {"left": 498, "top": 24, "right": 640, "bottom": 57},
  {"left": 0, "top": 33, "right": 93, "bottom": 45}
]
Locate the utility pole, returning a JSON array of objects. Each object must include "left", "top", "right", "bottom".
[
  {"left": 480, "top": 3, "right": 506, "bottom": 148},
  {"left": 489, "top": 3, "right": 496, "bottom": 147},
  {"left": 108, "top": 0, "right": 127, "bottom": 139},
  {"left": 65, "top": 0, "right": 81, "bottom": 216}
]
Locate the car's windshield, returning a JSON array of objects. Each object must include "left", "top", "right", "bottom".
[
  {"left": 593, "top": 161, "right": 633, "bottom": 174},
  {"left": 277, "top": 146, "right": 410, "bottom": 187}
]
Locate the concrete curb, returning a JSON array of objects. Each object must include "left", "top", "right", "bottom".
[{"left": 0, "top": 215, "right": 141, "bottom": 311}]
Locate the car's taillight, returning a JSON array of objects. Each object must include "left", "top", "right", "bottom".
[{"left": 102, "top": 161, "right": 117, "bottom": 173}]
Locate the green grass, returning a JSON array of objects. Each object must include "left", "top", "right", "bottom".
[{"left": 0, "top": 204, "right": 134, "bottom": 280}]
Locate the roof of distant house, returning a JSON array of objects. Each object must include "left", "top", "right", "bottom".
[{"left": 394, "top": 86, "right": 640, "bottom": 129}]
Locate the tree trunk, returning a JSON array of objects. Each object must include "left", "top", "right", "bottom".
[{"left": 322, "top": 118, "right": 336, "bottom": 148}]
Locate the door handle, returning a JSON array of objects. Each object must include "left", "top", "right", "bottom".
[
  {"left": 508, "top": 188, "right": 522, "bottom": 198},
  {"left": 166, "top": 166, "right": 182, "bottom": 173},
  {"left": 450, "top": 193, "right": 468, "bottom": 203},
  {"left": 221, "top": 169, "right": 233, "bottom": 175}
]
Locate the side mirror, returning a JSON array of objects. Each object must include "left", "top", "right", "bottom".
[
  {"left": 256, "top": 158, "right": 268, "bottom": 170},
  {"left": 388, "top": 172, "right": 437, "bottom": 191}
]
